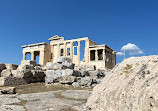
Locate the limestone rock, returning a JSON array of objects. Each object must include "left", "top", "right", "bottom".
[
  {"left": 59, "top": 76, "right": 76, "bottom": 84},
  {"left": 31, "top": 70, "right": 45, "bottom": 78},
  {"left": 12, "top": 69, "right": 33, "bottom": 78},
  {"left": 45, "top": 70, "right": 57, "bottom": 84},
  {"left": 17, "top": 64, "right": 34, "bottom": 70},
  {"left": 62, "top": 61, "right": 74, "bottom": 69},
  {"left": 0, "top": 64, "right": 6, "bottom": 72},
  {"left": 1, "top": 69, "right": 13, "bottom": 77},
  {"left": 0, "top": 87, "right": 16, "bottom": 94},
  {"left": 52, "top": 63, "right": 62, "bottom": 70},
  {"left": 46, "top": 62, "right": 62, "bottom": 70},
  {"left": 34, "top": 66, "right": 42, "bottom": 70},
  {"left": 5, "top": 64, "right": 18, "bottom": 70},
  {"left": 86, "top": 55, "right": 158, "bottom": 111},
  {"left": 46, "top": 62, "right": 53, "bottom": 70},
  {"left": 62, "top": 69, "right": 74, "bottom": 76},
  {"left": 20, "top": 60, "right": 37, "bottom": 66},
  {"left": 78, "top": 65, "right": 96, "bottom": 71},
  {"left": 80, "top": 77, "right": 93, "bottom": 86},
  {"left": 0, "top": 77, "right": 27, "bottom": 86},
  {"left": 72, "top": 82, "right": 80, "bottom": 87},
  {"left": 80, "top": 70, "right": 90, "bottom": 77},
  {"left": 56, "top": 56, "right": 72, "bottom": 63}
]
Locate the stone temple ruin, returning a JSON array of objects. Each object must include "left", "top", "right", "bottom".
[{"left": 22, "top": 35, "right": 116, "bottom": 69}]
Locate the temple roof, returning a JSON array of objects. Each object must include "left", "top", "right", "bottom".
[{"left": 48, "top": 35, "right": 64, "bottom": 41}]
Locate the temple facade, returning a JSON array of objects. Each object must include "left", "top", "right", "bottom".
[{"left": 22, "top": 35, "right": 116, "bottom": 69}]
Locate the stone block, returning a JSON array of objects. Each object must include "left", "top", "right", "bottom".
[
  {"left": 12, "top": 69, "right": 33, "bottom": 78},
  {"left": 59, "top": 76, "right": 76, "bottom": 84},
  {"left": 1, "top": 69, "right": 13, "bottom": 77},
  {"left": 0, "top": 87, "right": 16, "bottom": 94},
  {"left": 5, "top": 64, "right": 18, "bottom": 70},
  {"left": 31, "top": 70, "right": 45, "bottom": 78},
  {"left": 61, "top": 69, "right": 74, "bottom": 76},
  {"left": 17, "top": 64, "right": 34, "bottom": 70},
  {"left": 21, "top": 60, "right": 37, "bottom": 66},
  {"left": 56, "top": 57, "right": 72, "bottom": 63},
  {"left": 0, "top": 63, "right": 6, "bottom": 72},
  {"left": 0, "top": 77, "right": 27, "bottom": 86}
]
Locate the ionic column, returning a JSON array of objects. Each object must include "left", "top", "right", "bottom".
[
  {"left": 64, "top": 43, "right": 66, "bottom": 56},
  {"left": 31, "top": 51, "right": 35, "bottom": 60},
  {"left": 57, "top": 44, "right": 60, "bottom": 58},
  {"left": 70, "top": 42, "right": 73, "bottom": 61},
  {"left": 23, "top": 52, "right": 26, "bottom": 60},
  {"left": 77, "top": 41, "right": 81, "bottom": 64},
  {"left": 103, "top": 49, "right": 105, "bottom": 60},
  {"left": 51, "top": 45, "right": 54, "bottom": 63},
  {"left": 39, "top": 50, "right": 44, "bottom": 65},
  {"left": 95, "top": 50, "right": 98, "bottom": 61},
  {"left": 85, "top": 39, "right": 89, "bottom": 65}
]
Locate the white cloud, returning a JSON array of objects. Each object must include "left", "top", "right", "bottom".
[
  {"left": 116, "top": 52, "right": 124, "bottom": 56},
  {"left": 121, "top": 43, "right": 143, "bottom": 55}
]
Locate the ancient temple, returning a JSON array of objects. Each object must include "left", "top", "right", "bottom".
[{"left": 22, "top": 35, "right": 116, "bottom": 69}]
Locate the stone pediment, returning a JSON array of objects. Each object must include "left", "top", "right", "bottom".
[{"left": 49, "top": 35, "right": 64, "bottom": 41}]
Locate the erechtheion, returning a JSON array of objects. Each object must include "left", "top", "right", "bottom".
[{"left": 22, "top": 35, "right": 116, "bottom": 69}]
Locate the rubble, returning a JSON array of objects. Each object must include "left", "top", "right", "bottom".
[{"left": 45, "top": 57, "right": 109, "bottom": 87}]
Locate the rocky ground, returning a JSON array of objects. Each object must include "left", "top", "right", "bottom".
[{"left": 0, "top": 83, "right": 92, "bottom": 111}]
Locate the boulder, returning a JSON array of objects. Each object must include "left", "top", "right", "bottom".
[
  {"left": 59, "top": 76, "right": 76, "bottom": 84},
  {"left": 0, "top": 63, "right": 6, "bottom": 72},
  {"left": 12, "top": 69, "right": 33, "bottom": 78},
  {"left": 80, "top": 71, "right": 90, "bottom": 77},
  {"left": 0, "top": 77, "right": 27, "bottom": 86},
  {"left": 72, "top": 82, "right": 80, "bottom": 87},
  {"left": 62, "top": 69, "right": 74, "bottom": 76},
  {"left": 46, "top": 62, "right": 62, "bottom": 70},
  {"left": 73, "top": 70, "right": 82, "bottom": 77},
  {"left": 56, "top": 57, "right": 72, "bottom": 63},
  {"left": 62, "top": 62, "right": 74, "bottom": 69},
  {"left": 45, "top": 70, "right": 58, "bottom": 84},
  {"left": 17, "top": 64, "right": 34, "bottom": 70},
  {"left": 55, "top": 70, "right": 62, "bottom": 77},
  {"left": 31, "top": 70, "right": 45, "bottom": 78},
  {"left": 46, "top": 62, "right": 53, "bottom": 70},
  {"left": 34, "top": 66, "right": 42, "bottom": 70},
  {"left": 5, "top": 64, "right": 18, "bottom": 70},
  {"left": 0, "top": 87, "right": 16, "bottom": 94},
  {"left": 86, "top": 55, "right": 158, "bottom": 111},
  {"left": 78, "top": 65, "right": 96, "bottom": 71},
  {"left": 80, "top": 77, "right": 93, "bottom": 86},
  {"left": 1, "top": 69, "right": 13, "bottom": 77},
  {"left": 20, "top": 60, "right": 37, "bottom": 66}
]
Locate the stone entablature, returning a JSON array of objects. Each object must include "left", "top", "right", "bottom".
[{"left": 21, "top": 35, "right": 116, "bottom": 69}]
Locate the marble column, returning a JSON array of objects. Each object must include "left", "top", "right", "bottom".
[
  {"left": 23, "top": 52, "right": 26, "bottom": 60},
  {"left": 103, "top": 49, "right": 105, "bottom": 60},
  {"left": 95, "top": 50, "right": 98, "bottom": 61},
  {"left": 85, "top": 39, "right": 89, "bottom": 65},
  {"left": 64, "top": 43, "right": 67, "bottom": 56},
  {"left": 31, "top": 51, "right": 35, "bottom": 60},
  {"left": 57, "top": 44, "right": 60, "bottom": 58},
  {"left": 51, "top": 45, "right": 54, "bottom": 63},
  {"left": 77, "top": 41, "right": 81, "bottom": 64},
  {"left": 70, "top": 42, "right": 73, "bottom": 61}
]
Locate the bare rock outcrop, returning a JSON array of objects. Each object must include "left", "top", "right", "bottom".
[{"left": 86, "top": 55, "right": 158, "bottom": 111}]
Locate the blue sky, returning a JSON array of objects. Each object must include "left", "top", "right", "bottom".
[{"left": 0, "top": 0, "right": 158, "bottom": 64}]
